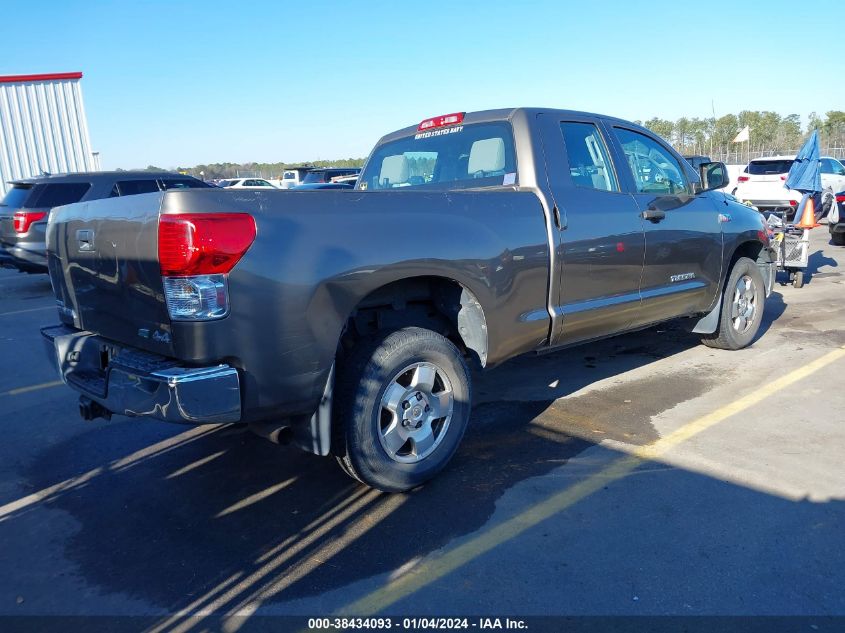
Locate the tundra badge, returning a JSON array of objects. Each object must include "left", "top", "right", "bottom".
[{"left": 670, "top": 272, "right": 696, "bottom": 282}]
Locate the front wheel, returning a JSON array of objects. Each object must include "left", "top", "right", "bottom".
[
  {"left": 334, "top": 327, "right": 471, "bottom": 492},
  {"left": 701, "top": 257, "right": 765, "bottom": 350}
]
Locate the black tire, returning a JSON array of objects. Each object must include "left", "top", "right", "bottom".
[
  {"left": 792, "top": 270, "right": 804, "bottom": 289},
  {"left": 832, "top": 231, "right": 845, "bottom": 246},
  {"left": 701, "top": 257, "right": 765, "bottom": 350},
  {"left": 333, "top": 327, "right": 471, "bottom": 492}
]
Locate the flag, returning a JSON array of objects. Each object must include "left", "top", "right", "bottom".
[{"left": 732, "top": 126, "right": 750, "bottom": 143}]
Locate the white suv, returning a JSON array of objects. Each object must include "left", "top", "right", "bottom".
[{"left": 733, "top": 155, "right": 845, "bottom": 219}]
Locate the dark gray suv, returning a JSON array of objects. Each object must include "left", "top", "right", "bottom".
[{"left": 0, "top": 172, "right": 211, "bottom": 273}]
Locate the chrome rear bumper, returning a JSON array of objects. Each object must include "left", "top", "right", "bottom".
[{"left": 42, "top": 325, "right": 241, "bottom": 424}]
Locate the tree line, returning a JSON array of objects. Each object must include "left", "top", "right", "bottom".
[
  {"left": 118, "top": 158, "right": 367, "bottom": 179},
  {"left": 118, "top": 110, "right": 845, "bottom": 175},
  {"left": 636, "top": 110, "right": 845, "bottom": 160}
]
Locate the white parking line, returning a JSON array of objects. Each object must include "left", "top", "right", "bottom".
[{"left": 0, "top": 305, "right": 54, "bottom": 317}]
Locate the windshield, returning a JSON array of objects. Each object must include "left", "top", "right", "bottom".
[
  {"left": 359, "top": 122, "right": 516, "bottom": 191},
  {"left": 747, "top": 160, "right": 794, "bottom": 175},
  {"left": 0, "top": 184, "right": 34, "bottom": 208}
]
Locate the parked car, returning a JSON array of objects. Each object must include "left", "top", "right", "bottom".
[
  {"left": 41, "top": 108, "right": 773, "bottom": 492},
  {"left": 300, "top": 168, "right": 361, "bottom": 185},
  {"left": 830, "top": 191, "right": 845, "bottom": 245},
  {"left": 279, "top": 167, "right": 314, "bottom": 189},
  {"left": 0, "top": 172, "right": 211, "bottom": 273},
  {"left": 683, "top": 155, "right": 712, "bottom": 171},
  {"left": 292, "top": 182, "right": 354, "bottom": 190},
  {"left": 733, "top": 155, "right": 845, "bottom": 220},
  {"left": 218, "top": 178, "right": 278, "bottom": 189}
]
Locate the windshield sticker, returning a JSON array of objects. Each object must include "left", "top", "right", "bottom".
[
  {"left": 415, "top": 125, "right": 463, "bottom": 140},
  {"left": 359, "top": 182, "right": 367, "bottom": 190},
  {"left": 503, "top": 172, "right": 516, "bottom": 186}
]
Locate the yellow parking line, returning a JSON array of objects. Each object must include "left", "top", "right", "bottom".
[
  {"left": 341, "top": 345, "right": 845, "bottom": 615},
  {"left": 1, "top": 380, "right": 63, "bottom": 397}
]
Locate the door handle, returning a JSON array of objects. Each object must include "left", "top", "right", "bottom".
[
  {"left": 641, "top": 208, "right": 666, "bottom": 223},
  {"left": 553, "top": 205, "right": 563, "bottom": 229}
]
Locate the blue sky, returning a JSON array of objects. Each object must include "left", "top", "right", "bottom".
[{"left": 2, "top": 0, "right": 842, "bottom": 169}]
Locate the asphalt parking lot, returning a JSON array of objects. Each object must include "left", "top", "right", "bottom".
[{"left": 1, "top": 228, "right": 844, "bottom": 628}]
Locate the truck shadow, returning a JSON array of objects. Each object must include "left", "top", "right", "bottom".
[{"left": 11, "top": 309, "right": 790, "bottom": 616}]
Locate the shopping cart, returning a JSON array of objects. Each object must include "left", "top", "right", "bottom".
[
  {"left": 769, "top": 222, "right": 809, "bottom": 288},
  {"left": 765, "top": 189, "right": 832, "bottom": 288}
]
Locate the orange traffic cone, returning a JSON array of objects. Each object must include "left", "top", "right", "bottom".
[{"left": 795, "top": 195, "right": 821, "bottom": 229}]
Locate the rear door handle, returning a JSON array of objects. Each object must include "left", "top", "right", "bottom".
[
  {"left": 641, "top": 209, "right": 666, "bottom": 223},
  {"left": 552, "top": 205, "right": 563, "bottom": 229}
]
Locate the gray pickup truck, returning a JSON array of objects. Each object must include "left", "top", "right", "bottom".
[{"left": 42, "top": 108, "right": 774, "bottom": 491}]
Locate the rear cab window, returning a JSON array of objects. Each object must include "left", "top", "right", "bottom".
[
  {"left": 359, "top": 122, "right": 517, "bottom": 191},
  {"left": 27, "top": 182, "right": 91, "bottom": 208}
]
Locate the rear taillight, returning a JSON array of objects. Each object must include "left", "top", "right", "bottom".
[
  {"left": 158, "top": 213, "right": 256, "bottom": 276},
  {"left": 737, "top": 176, "right": 749, "bottom": 183},
  {"left": 789, "top": 200, "right": 798, "bottom": 207},
  {"left": 836, "top": 194, "right": 845, "bottom": 203},
  {"left": 158, "top": 213, "right": 256, "bottom": 321},
  {"left": 780, "top": 175, "right": 787, "bottom": 181},
  {"left": 13, "top": 210, "right": 47, "bottom": 234}
]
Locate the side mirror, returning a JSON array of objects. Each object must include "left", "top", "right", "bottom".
[{"left": 697, "top": 161, "right": 729, "bottom": 192}]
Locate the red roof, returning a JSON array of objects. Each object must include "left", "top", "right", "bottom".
[{"left": 0, "top": 72, "right": 83, "bottom": 84}]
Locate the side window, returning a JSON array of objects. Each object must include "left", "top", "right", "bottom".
[
  {"left": 614, "top": 128, "right": 690, "bottom": 195},
  {"left": 160, "top": 178, "right": 211, "bottom": 190},
  {"left": 560, "top": 122, "right": 618, "bottom": 192},
  {"left": 115, "top": 180, "right": 160, "bottom": 196},
  {"left": 819, "top": 158, "right": 844, "bottom": 175},
  {"left": 29, "top": 183, "right": 91, "bottom": 207}
]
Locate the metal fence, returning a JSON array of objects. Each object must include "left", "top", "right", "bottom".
[{"left": 701, "top": 147, "right": 845, "bottom": 165}]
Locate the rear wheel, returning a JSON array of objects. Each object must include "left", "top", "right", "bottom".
[
  {"left": 334, "top": 327, "right": 471, "bottom": 492},
  {"left": 701, "top": 257, "right": 765, "bottom": 350},
  {"left": 792, "top": 270, "right": 804, "bottom": 288},
  {"left": 832, "top": 231, "right": 845, "bottom": 246}
]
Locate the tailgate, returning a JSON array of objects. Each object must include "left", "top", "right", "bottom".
[{"left": 46, "top": 192, "right": 176, "bottom": 356}]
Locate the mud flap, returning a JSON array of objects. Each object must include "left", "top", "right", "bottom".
[
  {"left": 692, "top": 300, "right": 721, "bottom": 334},
  {"left": 292, "top": 363, "right": 334, "bottom": 456}
]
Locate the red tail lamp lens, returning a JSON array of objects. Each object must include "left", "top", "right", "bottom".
[
  {"left": 13, "top": 210, "right": 47, "bottom": 233},
  {"left": 158, "top": 213, "right": 256, "bottom": 276},
  {"left": 737, "top": 176, "right": 749, "bottom": 183}
]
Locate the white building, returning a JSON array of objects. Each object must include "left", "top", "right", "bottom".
[{"left": 0, "top": 72, "right": 97, "bottom": 195}]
